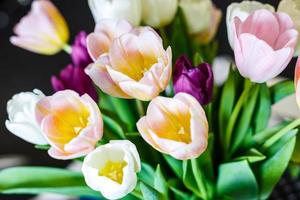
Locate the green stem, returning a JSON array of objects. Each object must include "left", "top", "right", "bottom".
[
  {"left": 131, "top": 187, "right": 143, "bottom": 199},
  {"left": 191, "top": 159, "right": 207, "bottom": 199},
  {"left": 224, "top": 80, "right": 252, "bottom": 159},
  {"left": 62, "top": 44, "right": 72, "bottom": 54},
  {"left": 262, "top": 118, "right": 300, "bottom": 150},
  {"left": 135, "top": 99, "right": 145, "bottom": 117}
]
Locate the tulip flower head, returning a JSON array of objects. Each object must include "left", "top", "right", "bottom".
[
  {"left": 88, "top": 0, "right": 142, "bottom": 26},
  {"left": 86, "top": 21, "right": 172, "bottom": 101},
  {"left": 82, "top": 140, "right": 141, "bottom": 200},
  {"left": 71, "top": 31, "right": 92, "bottom": 68},
  {"left": 173, "top": 55, "right": 213, "bottom": 105},
  {"left": 10, "top": 0, "right": 69, "bottom": 55},
  {"left": 233, "top": 9, "right": 298, "bottom": 83},
  {"left": 278, "top": 0, "right": 300, "bottom": 56},
  {"left": 35, "top": 90, "right": 103, "bottom": 160},
  {"left": 295, "top": 55, "right": 300, "bottom": 108},
  {"left": 137, "top": 93, "right": 208, "bottom": 160},
  {"left": 51, "top": 64, "right": 98, "bottom": 102},
  {"left": 226, "top": 1, "right": 274, "bottom": 49},
  {"left": 141, "top": 0, "right": 178, "bottom": 28},
  {"left": 5, "top": 89, "right": 47, "bottom": 145}
]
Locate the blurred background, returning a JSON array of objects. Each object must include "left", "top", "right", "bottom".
[{"left": 0, "top": 0, "right": 297, "bottom": 199}]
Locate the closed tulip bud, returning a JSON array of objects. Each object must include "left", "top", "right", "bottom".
[
  {"left": 51, "top": 65, "right": 98, "bottom": 102},
  {"left": 180, "top": 0, "right": 221, "bottom": 44},
  {"left": 35, "top": 90, "right": 103, "bottom": 160},
  {"left": 141, "top": 0, "right": 178, "bottom": 28},
  {"left": 233, "top": 9, "right": 298, "bottom": 83},
  {"left": 5, "top": 89, "right": 47, "bottom": 145},
  {"left": 278, "top": 0, "right": 300, "bottom": 56},
  {"left": 88, "top": 0, "right": 142, "bottom": 26},
  {"left": 137, "top": 93, "right": 208, "bottom": 160},
  {"left": 82, "top": 140, "right": 141, "bottom": 200},
  {"left": 10, "top": 0, "right": 69, "bottom": 55},
  {"left": 226, "top": 1, "right": 274, "bottom": 49},
  {"left": 173, "top": 55, "right": 213, "bottom": 105},
  {"left": 71, "top": 31, "right": 92, "bottom": 68},
  {"left": 86, "top": 24, "right": 172, "bottom": 101}
]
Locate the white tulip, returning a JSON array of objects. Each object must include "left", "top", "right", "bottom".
[
  {"left": 179, "top": 0, "right": 221, "bottom": 43},
  {"left": 212, "top": 55, "right": 233, "bottom": 86},
  {"left": 278, "top": 0, "right": 300, "bottom": 56},
  {"left": 142, "top": 0, "right": 178, "bottom": 28},
  {"left": 226, "top": 1, "right": 274, "bottom": 49},
  {"left": 88, "top": 0, "right": 142, "bottom": 26},
  {"left": 5, "top": 89, "right": 47, "bottom": 145},
  {"left": 82, "top": 140, "right": 141, "bottom": 200}
]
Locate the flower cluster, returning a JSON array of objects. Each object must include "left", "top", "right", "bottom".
[{"left": 5, "top": 0, "right": 300, "bottom": 200}]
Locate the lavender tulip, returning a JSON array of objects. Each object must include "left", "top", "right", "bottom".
[
  {"left": 71, "top": 31, "right": 92, "bottom": 68},
  {"left": 173, "top": 55, "right": 213, "bottom": 105},
  {"left": 51, "top": 64, "right": 98, "bottom": 102}
]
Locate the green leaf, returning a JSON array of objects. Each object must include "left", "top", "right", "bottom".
[
  {"left": 34, "top": 144, "right": 50, "bottom": 150},
  {"left": 219, "top": 69, "right": 236, "bottom": 146},
  {"left": 292, "top": 131, "right": 300, "bottom": 163},
  {"left": 256, "top": 135, "right": 296, "bottom": 199},
  {"left": 270, "top": 80, "right": 294, "bottom": 104},
  {"left": 103, "top": 114, "right": 126, "bottom": 139},
  {"left": 217, "top": 160, "right": 258, "bottom": 199},
  {"left": 138, "top": 163, "right": 155, "bottom": 187},
  {"left": 170, "top": 8, "right": 191, "bottom": 59},
  {"left": 154, "top": 165, "right": 168, "bottom": 197},
  {"left": 163, "top": 155, "right": 183, "bottom": 178},
  {"left": 231, "top": 85, "right": 259, "bottom": 154},
  {"left": 233, "top": 148, "right": 266, "bottom": 163},
  {"left": 0, "top": 167, "right": 99, "bottom": 198},
  {"left": 140, "top": 182, "right": 165, "bottom": 200},
  {"left": 169, "top": 187, "right": 192, "bottom": 200},
  {"left": 253, "top": 83, "right": 271, "bottom": 133},
  {"left": 182, "top": 160, "right": 202, "bottom": 197}
]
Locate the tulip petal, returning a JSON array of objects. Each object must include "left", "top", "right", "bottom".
[{"left": 87, "top": 33, "right": 111, "bottom": 61}]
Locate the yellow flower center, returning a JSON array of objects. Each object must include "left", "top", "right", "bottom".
[{"left": 99, "top": 160, "right": 127, "bottom": 184}]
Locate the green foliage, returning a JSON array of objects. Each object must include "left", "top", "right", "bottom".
[{"left": 270, "top": 80, "right": 295, "bottom": 104}]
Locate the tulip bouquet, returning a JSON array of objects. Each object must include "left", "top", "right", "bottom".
[{"left": 3, "top": 0, "right": 300, "bottom": 199}]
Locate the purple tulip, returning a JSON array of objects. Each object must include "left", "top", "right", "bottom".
[
  {"left": 51, "top": 64, "right": 98, "bottom": 102},
  {"left": 173, "top": 55, "right": 213, "bottom": 105},
  {"left": 71, "top": 31, "right": 92, "bottom": 68}
]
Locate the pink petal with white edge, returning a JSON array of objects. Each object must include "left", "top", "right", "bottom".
[{"left": 48, "top": 146, "right": 92, "bottom": 160}]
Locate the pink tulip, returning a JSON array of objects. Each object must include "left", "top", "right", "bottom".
[
  {"left": 136, "top": 93, "right": 208, "bottom": 160},
  {"left": 233, "top": 9, "right": 298, "bottom": 83},
  {"left": 10, "top": 0, "right": 69, "bottom": 55},
  {"left": 35, "top": 90, "right": 103, "bottom": 160},
  {"left": 295, "top": 56, "right": 300, "bottom": 108},
  {"left": 86, "top": 22, "right": 172, "bottom": 101}
]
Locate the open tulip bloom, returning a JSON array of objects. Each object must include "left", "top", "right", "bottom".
[{"left": 4, "top": 1, "right": 300, "bottom": 200}]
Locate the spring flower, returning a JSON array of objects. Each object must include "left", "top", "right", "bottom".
[
  {"left": 179, "top": 0, "right": 221, "bottom": 44},
  {"left": 51, "top": 65, "right": 98, "bottom": 102},
  {"left": 10, "top": 0, "right": 69, "bottom": 55},
  {"left": 295, "top": 55, "right": 300, "bottom": 108},
  {"left": 86, "top": 19, "right": 133, "bottom": 61},
  {"left": 82, "top": 140, "right": 141, "bottom": 200},
  {"left": 278, "top": 0, "right": 300, "bottom": 56},
  {"left": 35, "top": 90, "right": 103, "bottom": 160},
  {"left": 88, "top": 0, "right": 142, "bottom": 26},
  {"left": 226, "top": 1, "right": 274, "bottom": 49},
  {"left": 136, "top": 93, "right": 208, "bottom": 160},
  {"left": 173, "top": 55, "right": 213, "bottom": 105},
  {"left": 212, "top": 55, "right": 232, "bottom": 86},
  {"left": 71, "top": 31, "right": 92, "bottom": 68},
  {"left": 86, "top": 26, "right": 172, "bottom": 101},
  {"left": 141, "top": 0, "right": 178, "bottom": 28},
  {"left": 5, "top": 89, "right": 47, "bottom": 145},
  {"left": 233, "top": 9, "right": 298, "bottom": 83}
]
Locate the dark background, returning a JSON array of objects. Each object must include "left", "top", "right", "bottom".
[{"left": 0, "top": 0, "right": 292, "bottom": 182}]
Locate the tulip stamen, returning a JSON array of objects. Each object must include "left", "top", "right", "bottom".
[{"left": 99, "top": 160, "right": 127, "bottom": 184}]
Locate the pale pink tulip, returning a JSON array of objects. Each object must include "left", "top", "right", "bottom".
[
  {"left": 35, "top": 90, "right": 103, "bottom": 160},
  {"left": 10, "top": 0, "right": 69, "bottom": 55},
  {"left": 233, "top": 9, "right": 298, "bottom": 83},
  {"left": 295, "top": 56, "right": 300, "bottom": 108},
  {"left": 136, "top": 93, "right": 208, "bottom": 160},
  {"left": 86, "top": 25, "right": 172, "bottom": 101}
]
